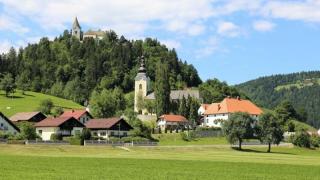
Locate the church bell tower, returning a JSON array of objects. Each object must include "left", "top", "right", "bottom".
[
  {"left": 134, "top": 56, "right": 149, "bottom": 114},
  {"left": 72, "top": 17, "right": 82, "bottom": 40}
]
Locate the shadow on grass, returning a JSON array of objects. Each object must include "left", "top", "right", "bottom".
[
  {"left": 22, "top": 93, "right": 35, "bottom": 97},
  {"left": 231, "top": 147, "right": 296, "bottom": 155},
  {"left": 0, "top": 95, "right": 24, "bottom": 99}
]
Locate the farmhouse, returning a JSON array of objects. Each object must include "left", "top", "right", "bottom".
[
  {"left": 60, "top": 109, "right": 93, "bottom": 124},
  {"left": 35, "top": 117, "right": 85, "bottom": 140},
  {"left": 0, "top": 112, "right": 20, "bottom": 134},
  {"left": 85, "top": 117, "right": 133, "bottom": 139},
  {"left": 157, "top": 114, "right": 188, "bottom": 131},
  {"left": 200, "top": 97, "right": 263, "bottom": 128},
  {"left": 10, "top": 111, "right": 46, "bottom": 124}
]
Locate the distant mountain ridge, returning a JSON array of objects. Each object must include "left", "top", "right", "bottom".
[{"left": 236, "top": 71, "right": 320, "bottom": 128}]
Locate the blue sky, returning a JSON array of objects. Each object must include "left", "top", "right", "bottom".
[{"left": 0, "top": 0, "right": 320, "bottom": 85}]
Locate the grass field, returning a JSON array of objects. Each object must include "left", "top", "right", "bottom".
[
  {"left": 0, "top": 90, "right": 83, "bottom": 117},
  {"left": 0, "top": 144, "right": 319, "bottom": 179},
  {"left": 153, "top": 133, "right": 228, "bottom": 146}
]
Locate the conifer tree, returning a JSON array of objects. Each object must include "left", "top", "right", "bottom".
[{"left": 155, "top": 61, "right": 170, "bottom": 117}]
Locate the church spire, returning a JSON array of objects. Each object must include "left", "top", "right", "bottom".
[
  {"left": 138, "top": 55, "right": 146, "bottom": 73},
  {"left": 73, "top": 16, "right": 81, "bottom": 29}
]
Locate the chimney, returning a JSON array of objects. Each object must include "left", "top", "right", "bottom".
[{"left": 218, "top": 104, "right": 221, "bottom": 110}]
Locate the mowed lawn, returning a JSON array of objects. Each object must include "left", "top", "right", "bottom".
[
  {"left": 0, "top": 144, "right": 319, "bottom": 179},
  {"left": 0, "top": 90, "right": 83, "bottom": 117}
]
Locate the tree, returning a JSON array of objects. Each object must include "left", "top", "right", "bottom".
[
  {"left": 16, "top": 71, "right": 30, "bottom": 95},
  {"left": 188, "top": 97, "right": 200, "bottom": 126},
  {"left": 18, "top": 122, "right": 38, "bottom": 140},
  {"left": 154, "top": 62, "right": 170, "bottom": 117},
  {"left": 258, "top": 112, "right": 284, "bottom": 152},
  {"left": 222, "top": 112, "right": 255, "bottom": 150},
  {"left": 38, "top": 99, "right": 54, "bottom": 114},
  {"left": 136, "top": 90, "right": 145, "bottom": 114},
  {"left": 52, "top": 106, "right": 64, "bottom": 117},
  {"left": 0, "top": 73, "right": 16, "bottom": 97},
  {"left": 292, "top": 130, "right": 311, "bottom": 148},
  {"left": 178, "top": 96, "right": 187, "bottom": 118},
  {"left": 275, "top": 100, "right": 298, "bottom": 123}
]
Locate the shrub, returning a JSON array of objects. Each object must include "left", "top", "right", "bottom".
[
  {"left": 180, "top": 131, "right": 197, "bottom": 141},
  {"left": 18, "top": 122, "right": 38, "bottom": 140},
  {"left": 292, "top": 131, "right": 311, "bottom": 148},
  {"left": 310, "top": 135, "right": 320, "bottom": 148},
  {"left": 0, "top": 132, "right": 14, "bottom": 139},
  {"left": 50, "top": 133, "right": 63, "bottom": 141},
  {"left": 69, "top": 137, "right": 83, "bottom": 145},
  {"left": 80, "top": 128, "right": 91, "bottom": 140}
]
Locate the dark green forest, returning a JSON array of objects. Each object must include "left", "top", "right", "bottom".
[
  {"left": 0, "top": 30, "right": 202, "bottom": 104},
  {"left": 236, "top": 71, "right": 320, "bottom": 128}
]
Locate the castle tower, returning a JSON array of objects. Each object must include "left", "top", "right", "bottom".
[
  {"left": 134, "top": 56, "right": 149, "bottom": 114},
  {"left": 72, "top": 17, "right": 82, "bottom": 40}
]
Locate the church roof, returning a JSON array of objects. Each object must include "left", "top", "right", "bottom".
[
  {"left": 145, "top": 90, "right": 200, "bottom": 100},
  {"left": 73, "top": 17, "right": 81, "bottom": 29},
  {"left": 84, "top": 30, "right": 105, "bottom": 36}
]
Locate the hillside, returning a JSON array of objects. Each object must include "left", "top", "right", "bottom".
[
  {"left": 0, "top": 90, "right": 83, "bottom": 117},
  {"left": 236, "top": 71, "right": 320, "bottom": 128},
  {"left": 0, "top": 30, "right": 201, "bottom": 105}
]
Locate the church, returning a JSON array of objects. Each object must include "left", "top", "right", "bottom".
[
  {"left": 71, "top": 17, "right": 106, "bottom": 41},
  {"left": 134, "top": 56, "right": 201, "bottom": 116}
]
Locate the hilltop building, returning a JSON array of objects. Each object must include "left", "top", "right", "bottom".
[
  {"left": 71, "top": 17, "right": 106, "bottom": 41},
  {"left": 134, "top": 56, "right": 201, "bottom": 116},
  {"left": 198, "top": 97, "right": 263, "bottom": 128}
]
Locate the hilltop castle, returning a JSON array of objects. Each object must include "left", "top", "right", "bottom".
[{"left": 71, "top": 17, "right": 106, "bottom": 41}]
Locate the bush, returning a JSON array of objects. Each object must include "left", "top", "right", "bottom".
[
  {"left": 310, "top": 135, "right": 320, "bottom": 148},
  {"left": 50, "top": 133, "right": 63, "bottom": 141},
  {"left": 180, "top": 131, "right": 197, "bottom": 141},
  {"left": 0, "top": 132, "right": 14, "bottom": 139},
  {"left": 69, "top": 137, "right": 83, "bottom": 145},
  {"left": 292, "top": 131, "right": 311, "bottom": 148},
  {"left": 80, "top": 128, "right": 91, "bottom": 140},
  {"left": 17, "top": 122, "right": 38, "bottom": 140}
]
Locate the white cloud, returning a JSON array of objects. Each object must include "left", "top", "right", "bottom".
[
  {"left": 217, "top": 21, "right": 241, "bottom": 37},
  {"left": 195, "top": 36, "right": 220, "bottom": 58},
  {"left": 0, "top": 40, "right": 13, "bottom": 53},
  {"left": 262, "top": 0, "right": 320, "bottom": 23},
  {"left": 0, "top": 15, "right": 29, "bottom": 34},
  {"left": 0, "top": 0, "right": 214, "bottom": 37},
  {"left": 160, "top": 39, "right": 181, "bottom": 49},
  {"left": 253, "top": 20, "right": 275, "bottom": 32}
]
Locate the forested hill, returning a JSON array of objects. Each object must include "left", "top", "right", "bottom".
[
  {"left": 236, "top": 71, "right": 320, "bottom": 128},
  {"left": 0, "top": 30, "right": 201, "bottom": 104}
]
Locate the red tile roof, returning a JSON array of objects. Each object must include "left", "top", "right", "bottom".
[
  {"left": 201, "top": 104, "right": 211, "bottom": 110},
  {"left": 204, "top": 97, "right": 263, "bottom": 115},
  {"left": 60, "top": 109, "right": 91, "bottom": 120},
  {"left": 85, "top": 117, "right": 123, "bottom": 129},
  {"left": 34, "top": 117, "right": 81, "bottom": 127},
  {"left": 159, "top": 114, "right": 188, "bottom": 122},
  {"left": 10, "top": 112, "right": 43, "bottom": 122}
]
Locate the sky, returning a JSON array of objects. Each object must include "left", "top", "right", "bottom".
[{"left": 0, "top": 0, "right": 320, "bottom": 85}]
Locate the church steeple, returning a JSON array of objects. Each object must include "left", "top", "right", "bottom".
[
  {"left": 134, "top": 56, "right": 150, "bottom": 114},
  {"left": 72, "top": 17, "right": 82, "bottom": 40}
]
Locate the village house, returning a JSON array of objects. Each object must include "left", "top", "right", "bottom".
[
  {"left": 0, "top": 112, "right": 20, "bottom": 135},
  {"left": 9, "top": 111, "right": 46, "bottom": 124},
  {"left": 199, "top": 97, "right": 263, "bottom": 128},
  {"left": 85, "top": 117, "right": 133, "bottom": 139},
  {"left": 157, "top": 114, "right": 188, "bottom": 132},
  {"left": 60, "top": 109, "right": 93, "bottom": 124},
  {"left": 35, "top": 117, "right": 85, "bottom": 141}
]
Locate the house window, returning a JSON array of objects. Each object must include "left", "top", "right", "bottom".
[
  {"left": 0, "top": 123, "right": 3, "bottom": 127},
  {"left": 100, "top": 132, "right": 106, "bottom": 136},
  {"left": 38, "top": 130, "right": 42, "bottom": 135}
]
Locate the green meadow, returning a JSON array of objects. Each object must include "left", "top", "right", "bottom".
[
  {"left": 0, "top": 144, "right": 319, "bottom": 179},
  {"left": 0, "top": 90, "right": 83, "bottom": 117}
]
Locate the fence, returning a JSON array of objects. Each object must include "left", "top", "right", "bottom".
[
  {"left": 194, "top": 130, "right": 223, "bottom": 137},
  {"left": 26, "top": 140, "right": 69, "bottom": 145},
  {"left": 84, "top": 140, "right": 158, "bottom": 146},
  {"left": 0, "top": 138, "right": 7, "bottom": 144}
]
